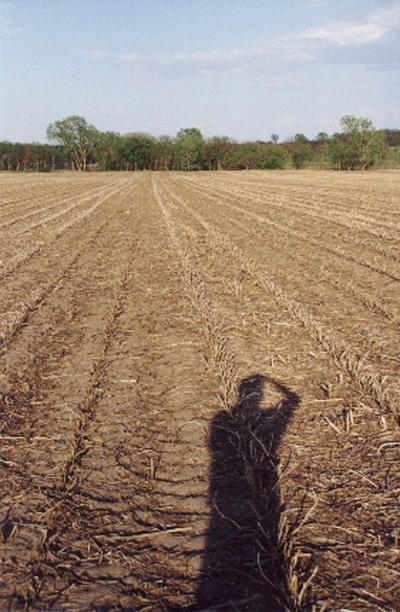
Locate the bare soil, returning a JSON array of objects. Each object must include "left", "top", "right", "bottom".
[{"left": 1, "top": 170, "right": 399, "bottom": 611}]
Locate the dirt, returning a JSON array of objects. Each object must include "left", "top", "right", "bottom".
[{"left": 1, "top": 170, "right": 399, "bottom": 611}]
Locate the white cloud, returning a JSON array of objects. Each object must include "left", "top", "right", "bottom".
[
  {"left": 304, "top": 0, "right": 325, "bottom": 7},
  {"left": 374, "top": 4, "right": 400, "bottom": 28},
  {"left": 302, "top": 23, "right": 384, "bottom": 45},
  {"left": 301, "top": 4, "right": 400, "bottom": 46}
]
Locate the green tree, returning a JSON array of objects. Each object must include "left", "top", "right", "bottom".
[
  {"left": 22, "top": 144, "right": 30, "bottom": 171},
  {"left": 289, "top": 134, "right": 312, "bottom": 168},
  {"left": 237, "top": 142, "right": 258, "bottom": 170},
  {"left": 203, "top": 136, "right": 238, "bottom": 170},
  {"left": 312, "top": 132, "right": 330, "bottom": 168},
  {"left": 294, "top": 133, "right": 309, "bottom": 144},
  {"left": 29, "top": 143, "right": 63, "bottom": 172},
  {"left": 316, "top": 132, "right": 329, "bottom": 142},
  {"left": 292, "top": 151, "right": 308, "bottom": 169},
  {"left": 10, "top": 143, "right": 24, "bottom": 171},
  {"left": 236, "top": 141, "right": 285, "bottom": 170},
  {"left": 257, "top": 143, "right": 285, "bottom": 169},
  {"left": 0, "top": 141, "right": 14, "bottom": 170},
  {"left": 119, "top": 132, "right": 155, "bottom": 171},
  {"left": 153, "top": 135, "right": 173, "bottom": 171},
  {"left": 330, "top": 115, "right": 386, "bottom": 170},
  {"left": 47, "top": 115, "right": 99, "bottom": 170},
  {"left": 173, "top": 128, "right": 204, "bottom": 171},
  {"left": 95, "top": 131, "right": 121, "bottom": 170}
]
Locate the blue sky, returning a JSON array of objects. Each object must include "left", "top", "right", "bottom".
[{"left": 1, "top": 0, "right": 399, "bottom": 142}]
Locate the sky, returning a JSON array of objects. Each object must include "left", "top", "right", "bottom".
[{"left": 1, "top": 0, "right": 399, "bottom": 143}]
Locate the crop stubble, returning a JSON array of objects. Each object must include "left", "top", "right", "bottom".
[{"left": 0, "top": 170, "right": 399, "bottom": 611}]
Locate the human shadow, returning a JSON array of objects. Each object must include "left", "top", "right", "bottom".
[{"left": 195, "top": 374, "right": 300, "bottom": 611}]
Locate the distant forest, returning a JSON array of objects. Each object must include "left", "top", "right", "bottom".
[{"left": 1, "top": 115, "right": 400, "bottom": 172}]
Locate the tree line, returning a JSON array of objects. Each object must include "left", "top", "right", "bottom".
[{"left": 1, "top": 115, "right": 399, "bottom": 172}]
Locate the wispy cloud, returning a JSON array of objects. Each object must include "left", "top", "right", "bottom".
[
  {"left": 1, "top": 25, "right": 23, "bottom": 35},
  {"left": 77, "top": 44, "right": 315, "bottom": 75},
  {"left": 77, "top": 3, "right": 400, "bottom": 75},
  {"left": 0, "top": 13, "right": 23, "bottom": 36}
]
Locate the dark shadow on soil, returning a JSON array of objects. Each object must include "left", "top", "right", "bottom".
[{"left": 195, "top": 374, "right": 300, "bottom": 611}]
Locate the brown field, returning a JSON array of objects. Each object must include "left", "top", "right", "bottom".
[{"left": 1, "top": 170, "right": 399, "bottom": 611}]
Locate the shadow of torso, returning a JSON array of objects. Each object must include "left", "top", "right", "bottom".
[{"left": 196, "top": 375, "right": 300, "bottom": 611}]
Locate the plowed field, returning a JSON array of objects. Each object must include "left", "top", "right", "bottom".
[{"left": 1, "top": 170, "right": 399, "bottom": 611}]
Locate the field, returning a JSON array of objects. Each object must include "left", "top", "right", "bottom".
[{"left": 1, "top": 169, "right": 399, "bottom": 611}]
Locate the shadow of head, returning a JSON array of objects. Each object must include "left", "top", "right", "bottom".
[
  {"left": 236, "top": 373, "right": 265, "bottom": 405},
  {"left": 233, "top": 374, "right": 300, "bottom": 431}
]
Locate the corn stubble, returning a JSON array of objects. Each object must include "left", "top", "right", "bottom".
[{"left": 1, "top": 170, "right": 399, "bottom": 611}]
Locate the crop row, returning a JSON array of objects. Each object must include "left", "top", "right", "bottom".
[
  {"left": 0, "top": 174, "right": 111, "bottom": 209},
  {"left": 210, "top": 172, "right": 400, "bottom": 219},
  {"left": 161, "top": 183, "right": 399, "bottom": 422},
  {"left": 153, "top": 176, "right": 312, "bottom": 610},
  {"left": 0, "top": 214, "right": 113, "bottom": 349},
  {"left": 35, "top": 264, "right": 133, "bottom": 607},
  {"left": 12, "top": 177, "right": 130, "bottom": 237},
  {"left": 172, "top": 178, "right": 400, "bottom": 297},
  {"left": 162, "top": 180, "right": 400, "bottom": 355},
  {"left": 209, "top": 189, "right": 399, "bottom": 324},
  {"left": 0, "top": 180, "right": 118, "bottom": 231},
  {"left": 0, "top": 179, "right": 131, "bottom": 281},
  {"left": 179, "top": 176, "right": 400, "bottom": 265},
  {"left": 0, "top": 195, "right": 143, "bottom": 608},
  {"left": 181, "top": 175, "right": 400, "bottom": 247}
]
